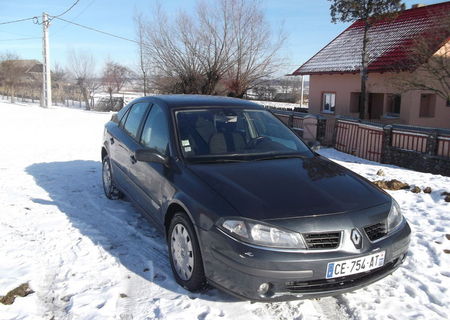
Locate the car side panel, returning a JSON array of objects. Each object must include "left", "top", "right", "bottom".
[{"left": 105, "top": 122, "right": 130, "bottom": 189}]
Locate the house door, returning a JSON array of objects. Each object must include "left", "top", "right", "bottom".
[{"left": 369, "top": 93, "right": 384, "bottom": 120}]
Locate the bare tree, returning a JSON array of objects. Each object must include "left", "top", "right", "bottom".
[
  {"left": 51, "top": 63, "right": 67, "bottom": 104},
  {"left": 223, "top": 0, "right": 285, "bottom": 97},
  {"left": 134, "top": 12, "right": 152, "bottom": 96},
  {"left": 52, "top": 63, "right": 67, "bottom": 84},
  {"left": 141, "top": 5, "right": 204, "bottom": 94},
  {"left": 67, "top": 50, "right": 99, "bottom": 110},
  {"left": 328, "top": 0, "right": 405, "bottom": 119},
  {"left": 390, "top": 16, "right": 450, "bottom": 105},
  {"left": 102, "top": 60, "right": 132, "bottom": 109},
  {"left": 0, "top": 52, "right": 23, "bottom": 102},
  {"left": 193, "top": 0, "right": 236, "bottom": 94},
  {"left": 139, "top": 0, "right": 284, "bottom": 96}
]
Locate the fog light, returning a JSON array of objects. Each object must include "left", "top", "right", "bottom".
[
  {"left": 257, "top": 282, "right": 271, "bottom": 296},
  {"left": 401, "top": 253, "right": 407, "bottom": 262}
]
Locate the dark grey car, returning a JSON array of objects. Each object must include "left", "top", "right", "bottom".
[{"left": 101, "top": 95, "right": 411, "bottom": 301}]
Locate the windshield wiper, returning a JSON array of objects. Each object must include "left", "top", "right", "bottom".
[
  {"left": 189, "top": 158, "right": 249, "bottom": 164},
  {"left": 188, "top": 153, "right": 308, "bottom": 164},
  {"left": 253, "top": 154, "right": 308, "bottom": 161}
]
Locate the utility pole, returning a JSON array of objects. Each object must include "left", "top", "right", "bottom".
[{"left": 42, "top": 12, "right": 52, "bottom": 108}]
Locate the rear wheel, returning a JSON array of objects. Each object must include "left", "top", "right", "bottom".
[
  {"left": 168, "top": 212, "right": 206, "bottom": 291},
  {"left": 102, "top": 155, "right": 123, "bottom": 200}
]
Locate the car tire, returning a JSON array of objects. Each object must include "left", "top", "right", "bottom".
[
  {"left": 102, "top": 155, "right": 123, "bottom": 200},
  {"left": 168, "top": 212, "right": 206, "bottom": 292}
]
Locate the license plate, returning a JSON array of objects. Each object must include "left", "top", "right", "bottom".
[{"left": 326, "top": 251, "right": 385, "bottom": 279}]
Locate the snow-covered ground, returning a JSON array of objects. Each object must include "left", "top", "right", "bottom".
[
  {"left": 0, "top": 101, "right": 449, "bottom": 320},
  {"left": 251, "top": 100, "right": 306, "bottom": 110}
]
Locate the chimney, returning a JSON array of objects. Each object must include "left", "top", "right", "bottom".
[{"left": 411, "top": 4, "right": 425, "bottom": 9}]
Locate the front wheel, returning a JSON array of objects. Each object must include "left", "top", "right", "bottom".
[
  {"left": 102, "top": 155, "right": 123, "bottom": 200},
  {"left": 168, "top": 212, "right": 206, "bottom": 292}
]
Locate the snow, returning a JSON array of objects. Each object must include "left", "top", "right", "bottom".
[
  {"left": 251, "top": 100, "right": 306, "bottom": 110},
  {"left": 296, "top": 5, "right": 441, "bottom": 74},
  {"left": 0, "top": 101, "right": 449, "bottom": 320}
]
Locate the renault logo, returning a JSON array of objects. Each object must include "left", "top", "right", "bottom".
[{"left": 351, "top": 229, "right": 362, "bottom": 249}]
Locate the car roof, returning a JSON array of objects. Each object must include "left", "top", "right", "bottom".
[{"left": 133, "top": 94, "right": 264, "bottom": 110}]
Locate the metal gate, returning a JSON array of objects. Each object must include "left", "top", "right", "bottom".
[{"left": 335, "top": 120, "right": 384, "bottom": 162}]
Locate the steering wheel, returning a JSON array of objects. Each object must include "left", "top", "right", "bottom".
[{"left": 248, "top": 136, "right": 269, "bottom": 149}]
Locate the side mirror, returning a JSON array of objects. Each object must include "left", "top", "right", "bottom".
[
  {"left": 135, "top": 148, "right": 169, "bottom": 166},
  {"left": 307, "top": 140, "right": 321, "bottom": 152}
]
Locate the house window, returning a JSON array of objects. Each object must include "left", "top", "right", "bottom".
[
  {"left": 322, "top": 93, "right": 335, "bottom": 113},
  {"left": 419, "top": 94, "right": 436, "bottom": 118},
  {"left": 350, "top": 92, "right": 360, "bottom": 113},
  {"left": 386, "top": 94, "right": 401, "bottom": 115}
]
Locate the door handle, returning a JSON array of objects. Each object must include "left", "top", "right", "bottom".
[
  {"left": 110, "top": 137, "right": 115, "bottom": 145},
  {"left": 130, "top": 154, "right": 137, "bottom": 164}
]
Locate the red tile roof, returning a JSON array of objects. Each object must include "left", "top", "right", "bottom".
[{"left": 293, "top": 2, "right": 450, "bottom": 75}]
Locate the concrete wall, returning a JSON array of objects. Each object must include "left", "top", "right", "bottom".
[{"left": 308, "top": 72, "right": 450, "bottom": 129}]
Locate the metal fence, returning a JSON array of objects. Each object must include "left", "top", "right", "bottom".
[
  {"left": 333, "top": 116, "right": 450, "bottom": 175},
  {"left": 268, "top": 108, "right": 319, "bottom": 142},
  {"left": 392, "top": 129, "right": 428, "bottom": 153},
  {"left": 267, "top": 107, "right": 450, "bottom": 175},
  {"left": 437, "top": 135, "right": 450, "bottom": 158},
  {"left": 335, "top": 120, "right": 384, "bottom": 162}
]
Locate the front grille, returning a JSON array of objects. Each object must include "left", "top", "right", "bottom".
[
  {"left": 285, "top": 258, "right": 398, "bottom": 293},
  {"left": 364, "top": 222, "right": 387, "bottom": 241},
  {"left": 303, "top": 232, "right": 341, "bottom": 249}
]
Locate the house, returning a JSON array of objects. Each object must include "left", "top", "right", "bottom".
[
  {"left": 0, "top": 59, "right": 43, "bottom": 80},
  {"left": 0, "top": 59, "right": 43, "bottom": 99},
  {"left": 292, "top": 2, "right": 450, "bottom": 129},
  {"left": 0, "top": 59, "right": 43, "bottom": 90}
]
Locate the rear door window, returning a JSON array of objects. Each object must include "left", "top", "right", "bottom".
[
  {"left": 140, "top": 104, "right": 170, "bottom": 155},
  {"left": 122, "top": 102, "right": 149, "bottom": 139},
  {"left": 116, "top": 105, "right": 131, "bottom": 125},
  {"left": 119, "top": 108, "right": 130, "bottom": 128}
]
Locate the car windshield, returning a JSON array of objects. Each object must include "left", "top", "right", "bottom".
[{"left": 175, "top": 108, "right": 313, "bottom": 162}]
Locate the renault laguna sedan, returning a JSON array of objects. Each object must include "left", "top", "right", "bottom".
[{"left": 101, "top": 95, "right": 410, "bottom": 301}]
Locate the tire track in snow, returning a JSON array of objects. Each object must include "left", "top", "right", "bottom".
[
  {"left": 311, "top": 296, "right": 352, "bottom": 320},
  {"left": 80, "top": 179, "right": 178, "bottom": 318}
]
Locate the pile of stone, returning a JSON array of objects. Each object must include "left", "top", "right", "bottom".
[
  {"left": 372, "top": 179, "right": 410, "bottom": 191},
  {"left": 373, "top": 169, "right": 448, "bottom": 200}
]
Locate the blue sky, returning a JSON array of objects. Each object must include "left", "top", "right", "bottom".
[{"left": 0, "top": 0, "right": 442, "bottom": 75}]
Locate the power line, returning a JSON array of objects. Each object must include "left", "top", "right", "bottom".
[
  {"left": 0, "top": 29, "right": 38, "bottom": 37},
  {"left": 53, "top": 16, "right": 138, "bottom": 44},
  {"left": 0, "top": 37, "right": 40, "bottom": 42},
  {"left": 0, "top": 17, "right": 37, "bottom": 25},
  {"left": 50, "top": 0, "right": 81, "bottom": 19},
  {"left": 73, "top": 0, "right": 96, "bottom": 20},
  {"left": 51, "top": 0, "right": 96, "bottom": 37}
]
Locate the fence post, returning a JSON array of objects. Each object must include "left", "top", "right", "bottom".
[
  {"left": 332, "top": 118, "right": 339, "bottom": 148},
  {"left": 288, "top": 114, "right": 294, "bottom": 128},
  {"left": 381, "top": 125, "right": 393, "bottom": 164},
  {"left": 316, "top": 117, "right": 327, "bottom": 145},
  {"left": 426, "top": 130, "right": 438, "bottom": 156}
]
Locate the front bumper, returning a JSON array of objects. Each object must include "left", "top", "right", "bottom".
[{"left": 199, "top": 219, "right": 411, "bottom": 301}]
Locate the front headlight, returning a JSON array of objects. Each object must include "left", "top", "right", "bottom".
[
  {"left": 219, "top": 218, "right": 306, "bottom": 249},
  {"left": 387, "top": 200, "right": 403, "bottom": 232}
]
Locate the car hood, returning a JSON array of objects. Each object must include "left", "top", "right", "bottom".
[{"left": 187, "top": 156, "right": 390, "bottom": 220}]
